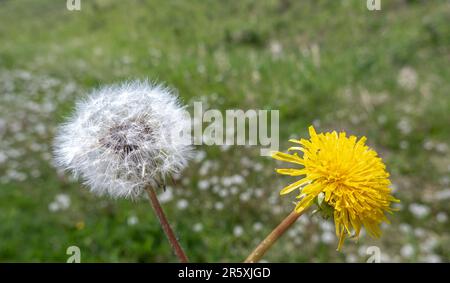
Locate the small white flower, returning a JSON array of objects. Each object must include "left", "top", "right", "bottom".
[
  {"left": 400, "top": 244, "right": 414, "bottom": 258},
  {"left": 48, "top": 193, "right": 71, "bottom": 212},
  {"left": 321, "top": 231, "right": 335, "bottom": 244},
  {"left": 409, "top": 203, "right": 430, "bottom": 219},
  {"left": 193, "top": 223, "right": 203, "bottom": 232},
  {"left": 198, "top": 180, "right": 210, "bottom": 190},
  {"left": 158, "top": 187, "right": 174, "bottom": 204},
  {"left": 397, "top": 67, "right": 418, "bottom": 91},
  {"left": 127, "top": 215, "right": 139, "bottom": 226},
  {"left": 214, "top": 202, "right": 224, "bottom": 211},
  {"left": 53, "top": 81, "right": 192, "bottom": 198},
  {"left": 176, "top": 199, "right": 189, "bottom": 210},
  {"left": 436, "top": 212, "right": 447, "bottom": 223},
  {"left": 55, "top": 194, "right": 71, "bottom": 209},
  {"left": 233, "top": 225, "right": 244, "bottom": 237},
  {"left": 252, "top": 222, "right": 263, "bottom": 232}
]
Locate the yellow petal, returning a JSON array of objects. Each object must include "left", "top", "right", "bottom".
[
  {"left": 308, "top": 125, "right": 317, "bottom": 138},
  {"left": 271, "top": 151, "right": 304, "bottom": 165},
  {"left": 294, "top": 194, "right": 315, "bottom": 212},
  {"left": 279, "top": 178, "right": 309, "bottom": 195},
  {"left": 336, "top": 227, "right": 346, "bottom": 251},
  {"left": 275, "top": 168, "right": 307, "bottom": 176},
  {"left": 287, "top": 146, "right": 304, "bottom": 152},
  {"left": 288, "top": 139, "right": 302, "bottom": 144}
]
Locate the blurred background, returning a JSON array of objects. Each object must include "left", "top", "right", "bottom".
[{"left": 0, "top": 0, "right": 449, "bottom": 262}]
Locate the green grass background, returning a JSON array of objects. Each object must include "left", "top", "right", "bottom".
[{"left": 0, "top": 0, "right": 449, "bottom": 262}]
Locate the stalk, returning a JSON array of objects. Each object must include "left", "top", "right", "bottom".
[
  {"left": 146, "top": 186, "right": 189, "bottom": 263},
  {"left": 244, "top": 209, "right": 306, "bottom": 263}
]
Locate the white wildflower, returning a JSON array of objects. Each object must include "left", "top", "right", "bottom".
[
  {"left": 53, "top": 81, "right": 192, "bottom": 198},
  {"left": 48, "top": 193, "right": 71, "bottom": 212},
  {"left": 409, "top": 203, "right": 430, "bottom": 219},
  {"left": 158, "top": 187, "right": 174, "bottom": 204},
  {"left": 233, "top": 225, "right": 244, "bottom": 237},
  {"left": 214, "top": 202, "right": 224, "bottom": 210},
  {"left": 400, "top": 244, "right": 414, "bottom": 258},
  {"left": 127, "top": 215, "right": 139, "bottom": 226},
  {"left": 176, "top": 199, "right": 189, "bottom": 210},
  {"left": 198, "top": 180, "right": 210, "bottom": 190},
  {"left": 397, "top": 67, "right": 418, "bottom": 91},
  {"left": 253, "top": 222, "right": 263, "bottom": 232},
  {"left": 321, "top": 231, "right": 335, "bottom": 244},
  {"left": 436, "top": 212, "right": 447, "bottom": 223},
  {"left": 193, "top": 223, "right": 203, "bottom": 232}
]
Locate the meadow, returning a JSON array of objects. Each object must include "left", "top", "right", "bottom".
[{"left": 0, "top": 0, "right": 449, "bottom": 262}]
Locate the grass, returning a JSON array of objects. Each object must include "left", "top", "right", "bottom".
[{"left": 0, "top": 0, "right": 449, "bottom": 262}]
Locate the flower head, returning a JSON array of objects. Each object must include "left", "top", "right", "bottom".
[
  {"left": 54, "top": 80, "right": 192, "bottom": 198},
  {"left": 272, "top": 126, "right": 399, "bottom": 250}
]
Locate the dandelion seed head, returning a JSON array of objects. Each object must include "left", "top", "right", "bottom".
[{"left": 53, "top": 80, "right": 192, "bottom": 198}]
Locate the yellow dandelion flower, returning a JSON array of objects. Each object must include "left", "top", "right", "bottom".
[{"left": 272, "top": 126, "right": 399, "bottom": 251}]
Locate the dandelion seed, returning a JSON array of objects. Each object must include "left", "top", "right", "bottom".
[
  {"left": 52, "top": 81, "right": 192, "bottom": 262},
  {"left": 53, "top": 80, "right": 192, "bottom": 199}
]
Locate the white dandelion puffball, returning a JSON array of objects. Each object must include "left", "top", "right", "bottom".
[{"left": 54, "top": 81, "right": 192, "bottom": 198}]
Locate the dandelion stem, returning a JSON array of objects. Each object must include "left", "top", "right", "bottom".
[
  {"left": 145, "top": 186, "right": 189, "bottom": 263},
  {"left": 244, "top": 209, "right": 307, "bottom": 263}
]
